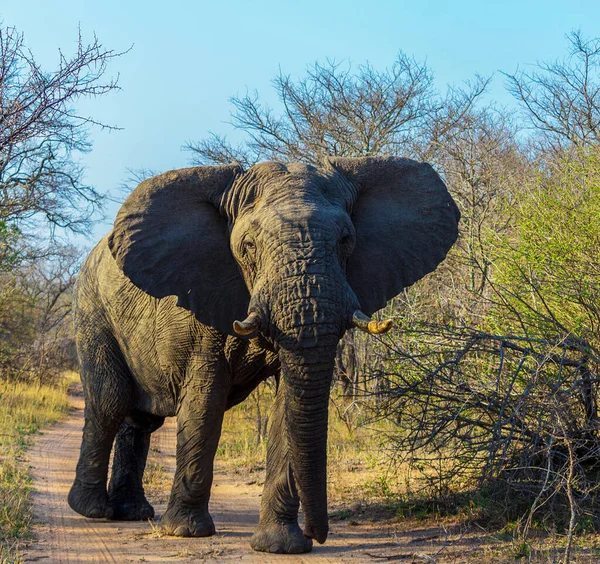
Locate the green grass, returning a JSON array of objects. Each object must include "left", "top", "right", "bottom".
[{"left": 0, "top": 374, "right": 73, "bottom": 563}]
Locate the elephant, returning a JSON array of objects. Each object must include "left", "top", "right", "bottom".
[{"left": 68, "top": 156, "right": 459, "bottom": 554}]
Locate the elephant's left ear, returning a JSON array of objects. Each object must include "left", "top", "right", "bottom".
[
  {"left": 329, "top": 156, "right": 460, "bottom": 316},
  {"left": 108, "top": 165, "right": 250, "bottom": 336}
]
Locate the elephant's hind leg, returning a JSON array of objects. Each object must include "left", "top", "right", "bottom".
[
  {"left": 108, "top": 412, "right": 164, "bottom": 520},
  {"left": 68, "top": 329, "right": 132, "bottom": 519}
]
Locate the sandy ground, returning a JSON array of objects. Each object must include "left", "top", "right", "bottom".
[{"left": 22, "top": 392, "right": 512, "bottom": 563}]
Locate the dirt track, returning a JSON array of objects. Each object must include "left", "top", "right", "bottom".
[
  {"left": 22, "top": 393, "right": 508, "bottom": 563},
  {"left": 22, "top": 394, "right": 412, "bottom": 563}
]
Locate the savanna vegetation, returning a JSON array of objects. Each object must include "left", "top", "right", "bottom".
[{"left": 2, "top": 17, "right": 600, "bottom": 563}]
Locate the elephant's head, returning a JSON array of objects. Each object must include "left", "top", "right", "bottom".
[{"left": 108, "top": 157, "right": 459, "bottom": 543}]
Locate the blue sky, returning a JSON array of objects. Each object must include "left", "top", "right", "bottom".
[{"left": 1, "top": 0, "right": 598, "bottom": 242}]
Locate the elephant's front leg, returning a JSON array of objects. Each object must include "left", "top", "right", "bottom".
[
  {"left": 161, "top": 368, "right": 229, "bottom": 537},
  {"left": 250, "top": 379, "right": 313, "bottom": 554}
]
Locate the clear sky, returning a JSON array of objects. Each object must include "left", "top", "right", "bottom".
[{"left": 1, "top": 0, "right": 598, "bottom": 242}]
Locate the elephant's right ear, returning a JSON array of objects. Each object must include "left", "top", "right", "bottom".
[{"left": 108, "top": 165, "right": 250, "bottom": 336}]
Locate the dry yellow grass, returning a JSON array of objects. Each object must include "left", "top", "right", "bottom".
[
  {"left": 0, "top": 373, "right": 75, "bottom": 563},
  {"left": 216, "top": 383, "right": 396, "bottom": 508}
]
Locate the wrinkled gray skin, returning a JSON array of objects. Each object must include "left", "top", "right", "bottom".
[{"left": 68, "top": 157, "right": 459, "bottom": 554}]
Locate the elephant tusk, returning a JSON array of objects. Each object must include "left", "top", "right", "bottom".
[
  {"left": 233, "top": 311, "right": 261, "bottom": 336},
  {"left": 352, "top": 310, "right": 393, "bottom": 335}
]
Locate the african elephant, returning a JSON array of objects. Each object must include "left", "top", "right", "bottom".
[{"left": 68, "top": 157, "right": 459, "bottom": 554}]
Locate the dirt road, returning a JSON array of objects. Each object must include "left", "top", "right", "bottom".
[{"left": 22, "top": 394, "right": 496, "bottom": 563}]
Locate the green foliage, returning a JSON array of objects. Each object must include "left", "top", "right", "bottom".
[
  {"left": 513, "top": 541, "right": 532, "bottom": 559},
  {"left": 0, "top": 222, "right": 21, "bottom": 273},
  {"left": 366, "top": 145, "right": 600, "bottom": 541},
  {"left": 490, "top": 147, "right": 600, "bottom": 345}
]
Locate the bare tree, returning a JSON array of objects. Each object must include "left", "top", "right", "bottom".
[
  {"left": 0, "top": 24, "right": 125, "bottom": 234},
  {"left": 186, "top": 53, "right": 440, "bottom": 165},
  {"left": 505, "top": 30, "right": 600, "bottom": 154},
  {"left": 0, "top": 23, "right": 124, "bottom": 385},
  {"left": 118, "top": 167, "right": 161, "bottom": 200},
  {"left": 433, "top": 108, "right": 526, "bottom": 298},
  {"left": 370, "top": 323, "right": 600, "bottom": 536}
]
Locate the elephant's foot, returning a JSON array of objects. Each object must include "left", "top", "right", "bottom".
[
  {"left": 160, "top": 503, "right": 215, "bottom": 537},
  {"left": 108, "top": 490, "right": 154, "bottom": 521},
  {"left": 68, "top": 480, "right": 110, "bottom": 519},
  {"left": 250, "top": 522, "right": 313, "bottom": 554}
]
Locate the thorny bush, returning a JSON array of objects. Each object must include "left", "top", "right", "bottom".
[{"left": 370, "top": 325, "right": 600, "bottom": 531}]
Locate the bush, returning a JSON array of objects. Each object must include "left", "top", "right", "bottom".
[{"left": 373, "top": 146, "right": 600, "bottom": 540}]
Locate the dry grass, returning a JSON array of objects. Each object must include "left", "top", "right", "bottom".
[
  {"left": 217, "top": 387, "right": 272, "bottom": 474},
  {"left": 217, "top": 383, "right": 395, "bottom": 503},
  {"left": 0, "top": 373, "right": 75, "bottom": 563},
  {"left": 142, "top": 460, "right": 171, "bottom": 505}
]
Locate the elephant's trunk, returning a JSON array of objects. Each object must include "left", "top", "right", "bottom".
[
  {"left": 254, "top": 242, "right": 358, "bottom": 543},
  {"left": 279, "top": 344, "right": 336, "bottom": 544},
  {"left": 270, "top": 268, "right": 348, "bottom": 544}
]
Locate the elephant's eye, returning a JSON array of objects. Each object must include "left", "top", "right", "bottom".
[
  {"left": 339, "top": 228, "right": 354, "bottom": 256},
  {"left": 241, "top": 237, "right": 256, "bottom": 261}
]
